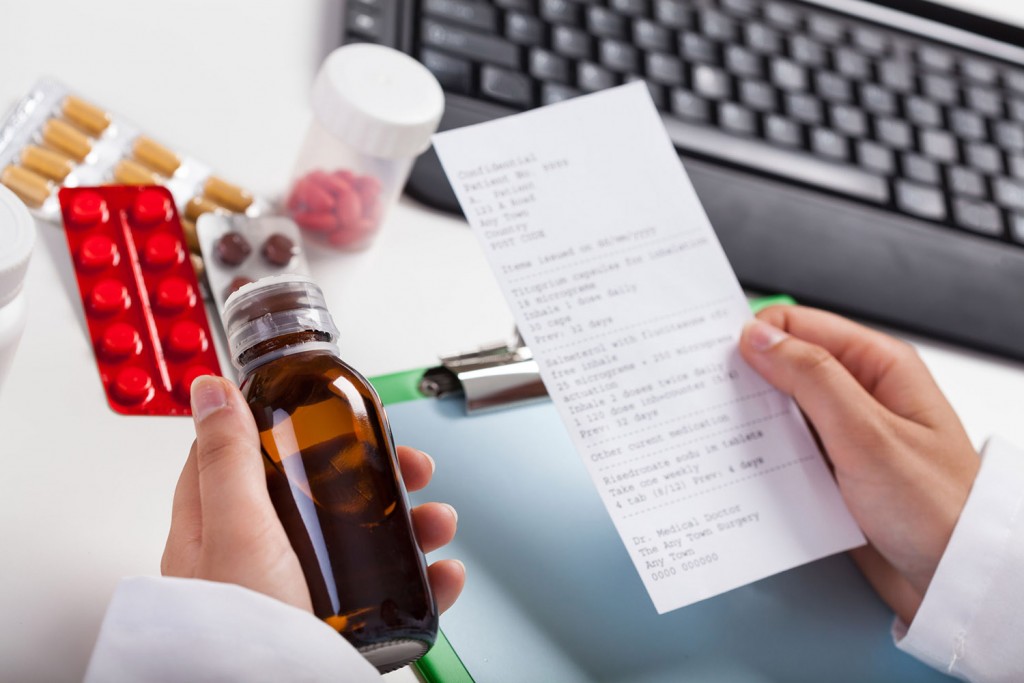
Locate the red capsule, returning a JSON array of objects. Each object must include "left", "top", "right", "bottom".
[
  {"left": 112, "top": 366, "right": 154, "bottom": 405},
  {"left": 143, "top": 233, "right": 184, "bottom": 269},
  {"left": 100, "top": 323, "right": 142, "bottom": 358},
  {"left": 68, "top": 191, "right": 108, "bottom": 227},
  {"left": 154, "top": 277, "right": 196, "bottom": 312},
  {"left": 78, "top": 234, "right": 119, "bottom": 270},
  {"left": 131, "top": 188, "right": 172, "bottom": 226}
]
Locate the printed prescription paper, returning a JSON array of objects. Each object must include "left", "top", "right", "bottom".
[{"left": 432, "top": 83, "right": 865, "bottom": 613}]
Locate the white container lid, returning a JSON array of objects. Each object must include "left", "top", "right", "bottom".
[
  {"left": 0, "top": 185, "right": 35, "bottom": 308},
  {"left": 311, "top": 44, "right": 445, "bottom": 160}
]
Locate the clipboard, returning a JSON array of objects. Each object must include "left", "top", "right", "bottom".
[{"left": 372, "top": 296, "right": 954, "bottom": 683}]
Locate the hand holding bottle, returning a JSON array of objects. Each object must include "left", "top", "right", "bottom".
[
  {"left": 161, "top": 376, "right": 465, "bottom": 615},
  {"left": 739, "top": 306, "right": 980, "bottom": 623}
]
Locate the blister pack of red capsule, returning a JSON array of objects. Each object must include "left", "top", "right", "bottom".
[{"left": 58, "top": 186, "right": 222, "bottom": 416}]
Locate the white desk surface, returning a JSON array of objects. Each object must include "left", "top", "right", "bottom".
[{"left": 1, "top": 1, "right": 1023, "bottom": 681}]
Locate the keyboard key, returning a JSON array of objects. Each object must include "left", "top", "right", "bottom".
[
  {"left": 586, "top": 6, "right": 627, "bottom": 40},
  {"left": 966, "top": 87, "right": 1003, "bottom": 117},
  {"left": 609, "top": 0, "right": 649, "bottom": 17},
  {"left": 725, "top": 45, "right": 764, "bottom": 79},
  {"left": 1011, "top": 213, "right": 1024, "bottom": 243},
  {"left": 1009, "top": 99, "right": 1024, "bottom": 123},
  {"left": 816, "top": 72, "right": 852, "bottom": 103},
  {"left": 419, "top": 49, "right": 474, "bottom": 94},
  {"left": 599, "top": 39, "right": 639, "bottom": 72},
  {"left": 953, "top": 198, "right": 1003, "bottom": 236},
  {"left": 918, "top": 45, "right": 954, "bottom": 72},
  {"left": 764, "top": 114, "right": 802, "bottom": 146},
  {"left": 529, "top": 48, "right": 571, "bottom": 83},
  {"left": 853, "top": 26, "right": 888, "bottom": 55},
  {"left": 422, "top": 19, "right": 521, "bottom": 68},
  {"left": 661, "top": 117, "right": 890, "bottom": 202},
  {"left": 692, "top": 64, "right": 732, "bottom": 100},
  {"left": 947, "top": 166, "right": 986, "bottom": 198},
  {"left": 1006, "top": 69, "right": 1024, "bottom": 95},
  {"left": 680, "top": 33, "right": 720, "bottom": 64},
  {"left": 994, "top": 122, "right": 1024, "bottom": 153},
  {"left": 895, "top": 179, "right": 946, "bottom": 220},
  {"left": 858, "top": 140, "right": 895, "bottom": 175},
  {"left": 1009, "top": 155, "right": 1024, "bottom": 180},
  {"left": 506, "top": 12, "right": 545, "bottom": 46},
  {"left": 811, "top": 127, "right": 849, "bottom": 160},
  {"left": 541, "top": 82, "right": 580, "bottom": 104},
  {"left": 653, "top": 0, "right": 691, "bottom": 29},
  {"left": 790, "top": 36, "right": 826, "bottom": 67},
  {"left": 481, "top": 65, "right": 534, "bottom": 107},
  {"left": 633, "top": 18, "right": 673, "bottom": 53},
  {"left": 902, "top": 153, "right": 940, "bottom": 185},
  {"left": 424, "top": 0, "right": 497, "bottom": 31},
  {"left": 920, "top": 129, "right": 958, "bottom": 164},
  {"left": 994, "top": 177, "right": 1024, "bottom": 211},
  {"left": 540, "top": 0, "right": 581, "bottom": 25},
  {"left": 961, "top": 58, "right": 998, "bottom": 85},
  {"left": 646, "top": 53, "right": 686, "bottom": 86},
  {"left": 719, "top": 102, "right": 757, "bottom": 135},
  {"left": 921, "top": 74, "right": 959, "bottom": 105},
  {"left": 833, "top": 48, "right": 870, "bottom": 80},
  {"left": 808, "top": 14, "right": 844, "bottom": 43},
  {"left": 670, "top": 88, "right": 711, "bottom": 122},
  {"left": 860, "top": 84, "right": 897, "bottom": 116},
  {"left": 701, "top": 10, "right": 737, "bottom": 42},
  {"left": 786, "top": 92, "right": 822, "bottom": 125},
  {"left": 739, "top": 80, "right": 776, "bottom": 111},
  {"left": 765, "top": 2, "right": 800, "bottom": 31},
  {"left": 495, "top": 0, "right": 536, "bottom": 10},
  {"left": 949, "top": 109, "right": 987, "bottom": 141},
  {"left": 577, "top": 62, "right": 618, "bottom": 92},
  {"left": 905, "top": 96, "right": 942, "bottom": 127},
  {"left": 626, "top": 75, "right": 667, "bottom": 110},
  {"left": 831, "top": 104, "right": 866, "bottom": 136},
  {"left": 348, "top": 8, "right": 385, "bottom": 39},
  {"left": 875, "top": 117, "right": 913, "bottom": 149},
  {"left": 552, "top": 25, "right": 592, "bottom": 60},
  {"left": 771, "top": 58, "right": 807, "bottom": 91},
  {"left": 721, "top": 0, "right": 758, "bottom": 17},
  {"left": 965, "top": 143, "right": 1004, "bottom": 174},
  {"left": 745, "top": 22, "right": 781, "bottom": 54},
  {"left": 879, "top": 63, "right": 914, "bottom": 92}
]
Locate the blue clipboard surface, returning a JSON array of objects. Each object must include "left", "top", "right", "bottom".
[{"left": 392, "top": 396, "right": 955, "bottom": 683}]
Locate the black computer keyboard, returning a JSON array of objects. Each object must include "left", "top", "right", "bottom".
[{"left": 343, "top": 0, "right": 1024, "bottom": 361}]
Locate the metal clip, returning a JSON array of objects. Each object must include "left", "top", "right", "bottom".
[{"left": 419, "top": 331, "right": 548, "bottom": 413}]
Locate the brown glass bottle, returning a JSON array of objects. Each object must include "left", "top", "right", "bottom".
[{"left": 224, "top": 275, "right": 437, "bottom": 672}]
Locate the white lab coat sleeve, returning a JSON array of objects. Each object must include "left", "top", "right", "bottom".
[
  {"left": 83, "top": 575, "right": 381, "bottom": 683},
  {"left": 893, "top": 436, "right": 1024, "bottom": 682}
]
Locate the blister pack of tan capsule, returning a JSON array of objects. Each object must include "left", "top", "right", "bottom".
[{"left": 0, "top": 79, "right": 266, "bottom": 277}]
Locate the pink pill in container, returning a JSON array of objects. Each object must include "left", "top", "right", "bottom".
[{"left": 287, "top": 44, "right": 445, "bottom": 251}]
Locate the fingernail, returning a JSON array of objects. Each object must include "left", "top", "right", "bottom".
[
  {"left": 453, "top": 559, "right": 466, "bottom": 575},
  {"left": 423, "top": 451, "right": 436, "bottom": 475},
  {"left": 443, "top": 503, "right": 458, "bottom": 523},
  {"left": 191, "top": 376, "right": 228, "bottom": 422},
  {"left": 745, "top": 319, "right": 788, "bottom": 351}
]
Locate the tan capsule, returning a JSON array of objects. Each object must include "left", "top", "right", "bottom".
[
  {"left": 184, "top": 195, "right": 220, "bottom": 222},
  {"left": 63, "top": 96, "right": 111, "bottom": 136},
  {"left": 133, "top": 136, "right": 181, "bottom": 177},
  {"left": 1, "top": 165, "right": 52, "bottom": 207},
  {"left": 182, "top": 218, "right": 200, "bottom": 253},
  {"left": 20, "top": 145, "right": 75, "bottom": 182},
  {"left": 189, "top": 252, "right": 205, "bottom": 281},
  {"left": 114, "top": 159, "right": 158, "bottom": 185},
  {"left": 42, "top": 119, "right": 92, "bottom": 161},
  {"left": 203, "top": 175, "right": 253, "bottom": 212}
]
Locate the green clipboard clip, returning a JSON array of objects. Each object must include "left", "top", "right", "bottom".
[{"left": 369, "top": 294, "right": 795, "bottom": 682}]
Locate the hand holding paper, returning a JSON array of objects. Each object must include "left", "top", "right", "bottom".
[{"left": 433, "top": 83, "right": 864, "bottom": 612}]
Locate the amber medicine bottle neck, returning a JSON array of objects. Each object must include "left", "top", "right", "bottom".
[{"left": 236, "top": 330, "right": 338, "bottom": 377}]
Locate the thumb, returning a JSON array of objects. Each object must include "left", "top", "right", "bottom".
[
  {"left": 190, "top": 375, "right": 273, "bottom": 542},
  {"left": 739, "top": 319, "right": 886, "bottom": 449}
]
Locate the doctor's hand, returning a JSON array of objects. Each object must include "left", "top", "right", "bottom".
[
  {"left": 161, "top": 375, "right": 465, "bottom": 614},
  {"left": 739, "top": 306, "right": 979, "bottom": 624}
]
